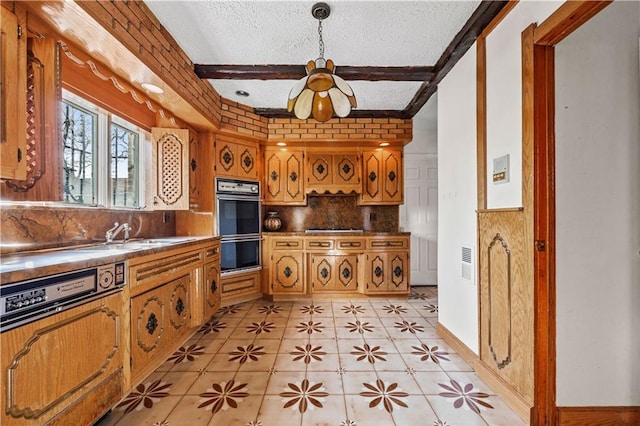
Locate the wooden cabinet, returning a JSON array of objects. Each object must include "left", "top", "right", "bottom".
[
  {"left": 306, "top": 152, "right": 360, "bottom": 194},
  {"left": 127, "top": 243, "right": 207, "bottom": 384},
  {"left": 363, "top": 236, "right": 410, "bottom": 294},
  {"left": 215, "top": 136, "right": 259, "bottom": 180},
  {"left": 360, "top": 149, "right": 403, "bottom": 205},
  {"left": 0, "top": 6, "right": 27, "bottom": 180},
  {"left": 151, "top": 127, "right": 190, "bottom": 210},
  {"left": 202, "top": 242, "right": 221, "bottom": 322},
  {"left": 130, "top": 275, "right": 191, "bottom": 382},
  {"left": 310, "top": 254, "right": 358, "bottom": 292},
  {"left": 272, "top": 252, "right": 305, "bottom": 294},
  {"left": 0, "top": 292, "right": 123, "bottom": 426},
  {"left": 264, "top": 148, "right": 305, "bottom": 205}
]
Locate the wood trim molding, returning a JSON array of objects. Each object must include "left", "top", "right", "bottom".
[
  {"left": 476, "top": 35, "right": 487, "bottom": 210},
  {"left": 534, "top": 1, "right": 613, "bottom": 46},
  {"left": 436, "top": 322, "right": 531, "bottom": 423},
  {"left": 556, "top": 406, "right": 640, "bottom": 426},
  {"left": 481, "top": 1, "right": 520, "bottom": 37}
]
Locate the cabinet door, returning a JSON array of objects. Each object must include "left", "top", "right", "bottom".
[
  {"left": 264, "top": 149, "right": 305, "bottom": 205},
  {"left": 131, "top": 287, "right": 167, "bottom": 379},
  {"left": 272, "top": 252, "right": 305, "bottom": 294},
  {"left": 285, "top": 151, "right": 305, "bottom": 203},
  {"left": 335, "top": 255, "right": 358, "bottom": 291},
  {"left": 307, "top": 153, "right": 331, "bottom": 189},
  {"left": 203, "top": 261, "right": 221, "bottom": 320},
  {"left": 265, "top": 150, "right": 284, "bottom": 203},
  {"left": 0, "top": 8, "right": 27, "bottom": 180},
  {"left": 167, "top": 276, "right": 190, "bottom": 337},
  {"left": 387, "top": 251, "right": 409, "bottom": 292},
  {"left": 333, "top": 154, "right": 360, "bottom": 190},
  {"left": 237, "top": 144, "right": 258, "bottom": 180},
  {"left": 151, "top": 128, "right": 189, "bottom": 210},
  {"left": 382, "top": 150, "right": 403, "bottom": 203},
  {"left": 216, "top": 140, "right": 237, "bottom": 176},
  {"left": 364, "top": 253, "right": 388, "bottom": 293},
  {"left": 361, "top": 150, "right": 383, "bottom": 204},
  {"left": 310, "top": 254, "right": 335, "bottom": 291}
]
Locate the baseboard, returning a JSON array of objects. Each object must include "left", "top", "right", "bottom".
[
  {"left": 557, "top": 406, "right": 640, "bottom": 425},
  {"left": 436, "top": 321, "right": 532, "bottom": 424}
]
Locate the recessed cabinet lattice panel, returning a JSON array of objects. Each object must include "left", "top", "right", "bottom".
[{"left": 152, "top": 128, "right": 189, "bottom": 210}]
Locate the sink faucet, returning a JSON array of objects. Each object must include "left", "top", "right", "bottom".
[{"left": 105, "top": 222, "right": 131, "bottom": 243}]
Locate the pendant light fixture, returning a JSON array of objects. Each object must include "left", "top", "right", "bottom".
[{"left": 287, "top": 2, "right": 356, "bottom": 122}]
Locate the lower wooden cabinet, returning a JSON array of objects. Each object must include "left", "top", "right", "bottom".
[
  {"left": 363, "top": 251, "right": 409, "bottom": 294},
  {"left": 310, "top": 254, "right": 358, "bottom": 292},
  {"left": 263, "top": 234, "right": 409, "bottom": 298},
  {"left": 272, "top": 252, "right": 305, "bottom": 294},
  {"left": 202, "top": 243, "right": 221, "bottom": 321},
  {"left": 220, "top": 270, "right": 262, "bottom": 306}
]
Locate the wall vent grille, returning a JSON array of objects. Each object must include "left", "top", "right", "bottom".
[{"left": 461, "top": 246, "right": 472, "bottom": 280}]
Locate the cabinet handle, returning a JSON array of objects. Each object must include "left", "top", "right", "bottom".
[
  {"left": 244, "top": 155, "right": 252, "bottom": 168},
  {"left": 283, "top": 266, "right": 292, "bottom": 278},
  {"left": 146, "top": 313, "right": 159, "bottom": 335},
  {"left": 223, "top": 151, "right": 233, "bottom": 165},
  {"left": 374, "top": 266, "right": 383, "bottom": 277},
  {"left": 290, "top": 171, "right": 298, "bottom": 182},
  {"left": 342, "top": 268, "right": 351, "bottom": 278},
  {"left": 17, "top": 148, "right": 22, "bottom": 163},
  {"left": 191, "top": 158, "right": 197, "bottom": 171},
  {"left": 388, "top": 171, "right": 396, "bottom": 182},
  {"left": 342, "top": 163, "right": 351, "bottom": 174},
  {"left": 369, "top": 171, "right": 377, "bottom": 182},
  {"left": 271, "top": 170, "right": 278, "bottom": 181},
  {"left": 393, "top": 266, "right": 402, "bottom": 277},
  {"left": 321, "top": 267, "right": 329, "bottom": 279},
  {"left": 210, "top": 278, "right": 217, "bottom": 293},
  {"left": 176, "top": 297, "right": 185, "bottom": 315}
]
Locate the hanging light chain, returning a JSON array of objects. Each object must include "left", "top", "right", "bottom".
[{"left": 318, "top": 18, "right": 325, "bottom": 59}]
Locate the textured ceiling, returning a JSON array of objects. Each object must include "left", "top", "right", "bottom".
[{"left": 144, "top": 0, "right": 482, "bottom": 115}]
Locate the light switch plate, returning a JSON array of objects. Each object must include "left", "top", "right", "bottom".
[{"left": 492, "top": 154, "right": 510, "bottom": 184}]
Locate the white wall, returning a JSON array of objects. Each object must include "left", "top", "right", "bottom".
[
  {"left": 437, "top": 45, "right": 479, "bottom": 352},
  {"left": 485, "top": 1, "right": 561, "bottom": 208},
  {"left": 406, "top": 93, "right": 438, "bottom": 155},
  {"left": 555, "top": 1, "right": 640, "bottom": 406}
]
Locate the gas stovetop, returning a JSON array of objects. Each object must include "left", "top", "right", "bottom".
[{"left": 304, "top": 229, "right": 364, "bottom": 233}]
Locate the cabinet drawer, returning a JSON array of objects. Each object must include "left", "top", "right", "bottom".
[
  {"left": 305, "top": 239, "right": 334, "bottom": 250},
  {"left": 204, "top": 243, "right": 220, "bottom": 262},
  {"left": 272, "top": 239, "right": 302, "bottom": 250},
  {"left": 368, "top": 238, "right": 408, "bottom": 250},
  {"left": 336, "top": 239, "right": 364, "bottom": 250}
]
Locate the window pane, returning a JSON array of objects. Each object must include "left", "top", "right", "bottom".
[
  {"left": 62, "top": 101, "right": 96, "bottom": 204},
  {"left": 110, "top": 123, "right": 139, "bottom": 208}
]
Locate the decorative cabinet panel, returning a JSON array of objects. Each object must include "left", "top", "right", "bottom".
[
  {"left": 360, "top": 149, "right": 403, "bottom": 205},
  {"left": 215, "top": 136, "right": 258, "bottom": 180},
  {"left": 310, "top": 254, "right": 357, "bottom": 292},
  {"left": 306, "top": 152, "right": 360, "bottom": 194},
  {"left": 364, "top": 251, "right": 409, "bottom": 294},
  {"left": 264, "top": 148, "right": 305, "bottom": 205},
  {"left": 271, "top": 252, "right": 305, "bottom": 294},
  {"left": 151, "top": 128, "right": 189, "bottom": 210},
  {"left": 130, "top": 274, "right": 191, "bottom": 383},
  {"left": 202, "top": 243, "right": 221, "bottom": 322},
  {"left": 0, "top": 292, "right": 123, "bottom": 426},
  {"left": 0, "top": 7, "right": 27, "bottom": 181}
]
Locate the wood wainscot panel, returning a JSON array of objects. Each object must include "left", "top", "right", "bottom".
[{"left": 478, "top": 209, "right": 534, "bottom": 406}]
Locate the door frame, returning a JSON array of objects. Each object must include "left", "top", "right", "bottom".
[{"left": 524, "top": 2, "right": 612, "bottom": 424}]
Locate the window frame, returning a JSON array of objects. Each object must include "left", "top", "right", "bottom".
[{"left": 62, "top": 89, "right": 149, "bottom": 210}]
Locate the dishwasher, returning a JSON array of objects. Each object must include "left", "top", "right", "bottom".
[{"left": 0, "top": 262, "right": 126, "bottom": 425}]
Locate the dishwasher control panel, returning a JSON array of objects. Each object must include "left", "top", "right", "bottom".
[{"left": 0, "top": 262, "right": 126, "bottom": 331}]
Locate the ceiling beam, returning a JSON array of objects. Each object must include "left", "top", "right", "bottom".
[
  {"left": 194, "top": 64, "right": 435, "bottom": 82},
  {"left": 402, "top": 0, "right": 510, "bottom": 117}
]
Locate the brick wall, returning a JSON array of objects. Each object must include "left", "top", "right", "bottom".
[
  {"left": 76, "top": 1, "right": 222, "bottom": 128},
  {"left": 268, "top": 117, "right": 413, "bottom": 142},
  {"left": 221, "top": 99, "right": 269, "bottom": 139}
]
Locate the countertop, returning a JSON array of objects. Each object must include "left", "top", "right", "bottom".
[
  {"left": 0, "top": 236, "right": 219, "bottom": 285},
  {"left": 262, "top": 231, "right": 411, "bottom": 237}
]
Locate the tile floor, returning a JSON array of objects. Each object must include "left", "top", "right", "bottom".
[{"left": 98, "top": 286, "right": 525, "bottom": 426}]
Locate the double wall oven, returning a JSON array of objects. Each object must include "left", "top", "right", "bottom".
[{"left": 215, "top": 178, "right": 261, "bottom": 275}]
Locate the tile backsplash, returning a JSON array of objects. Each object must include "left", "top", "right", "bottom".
[{"left": 0, "top": 204, "right": 175, "bottom": 254}]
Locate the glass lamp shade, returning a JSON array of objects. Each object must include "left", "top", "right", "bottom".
[{"left": 287, "top": 58, "right": 357, "bottom": 122}]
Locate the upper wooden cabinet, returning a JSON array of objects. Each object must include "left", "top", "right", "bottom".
[
  {"left": 306, "top": 152, "right": 361, "bottom": 194},
  {"left": 263, "top": 148, "right": 305, "bottom": 205},
  {"left": 360, "top": 149, "right": 403, "bottom": 205},
  {"left": 0, "top": 7, "right": 27, "bottom": 181},
  {"left": 215, "top": 136, "right": 259, "bottom": 180}
]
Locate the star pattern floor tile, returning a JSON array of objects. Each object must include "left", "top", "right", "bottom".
[{"left": 97, "top": 286, "right": 525, "bottom": 426}]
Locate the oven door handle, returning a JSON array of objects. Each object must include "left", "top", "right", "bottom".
[
  {"left": 220, "top": 235, "right": 263, "bottom": 242},
  {"left": 216, "top": 194, "right": 260, "bottom": 201}
]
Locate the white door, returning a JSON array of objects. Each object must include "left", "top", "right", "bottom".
[{"left": 400, "top": 154, "right": 438, "bottom": 285}]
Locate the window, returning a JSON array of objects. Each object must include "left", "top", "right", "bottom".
[{"left": 62, "top": 91, "right": 147, "bottom": 208}]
